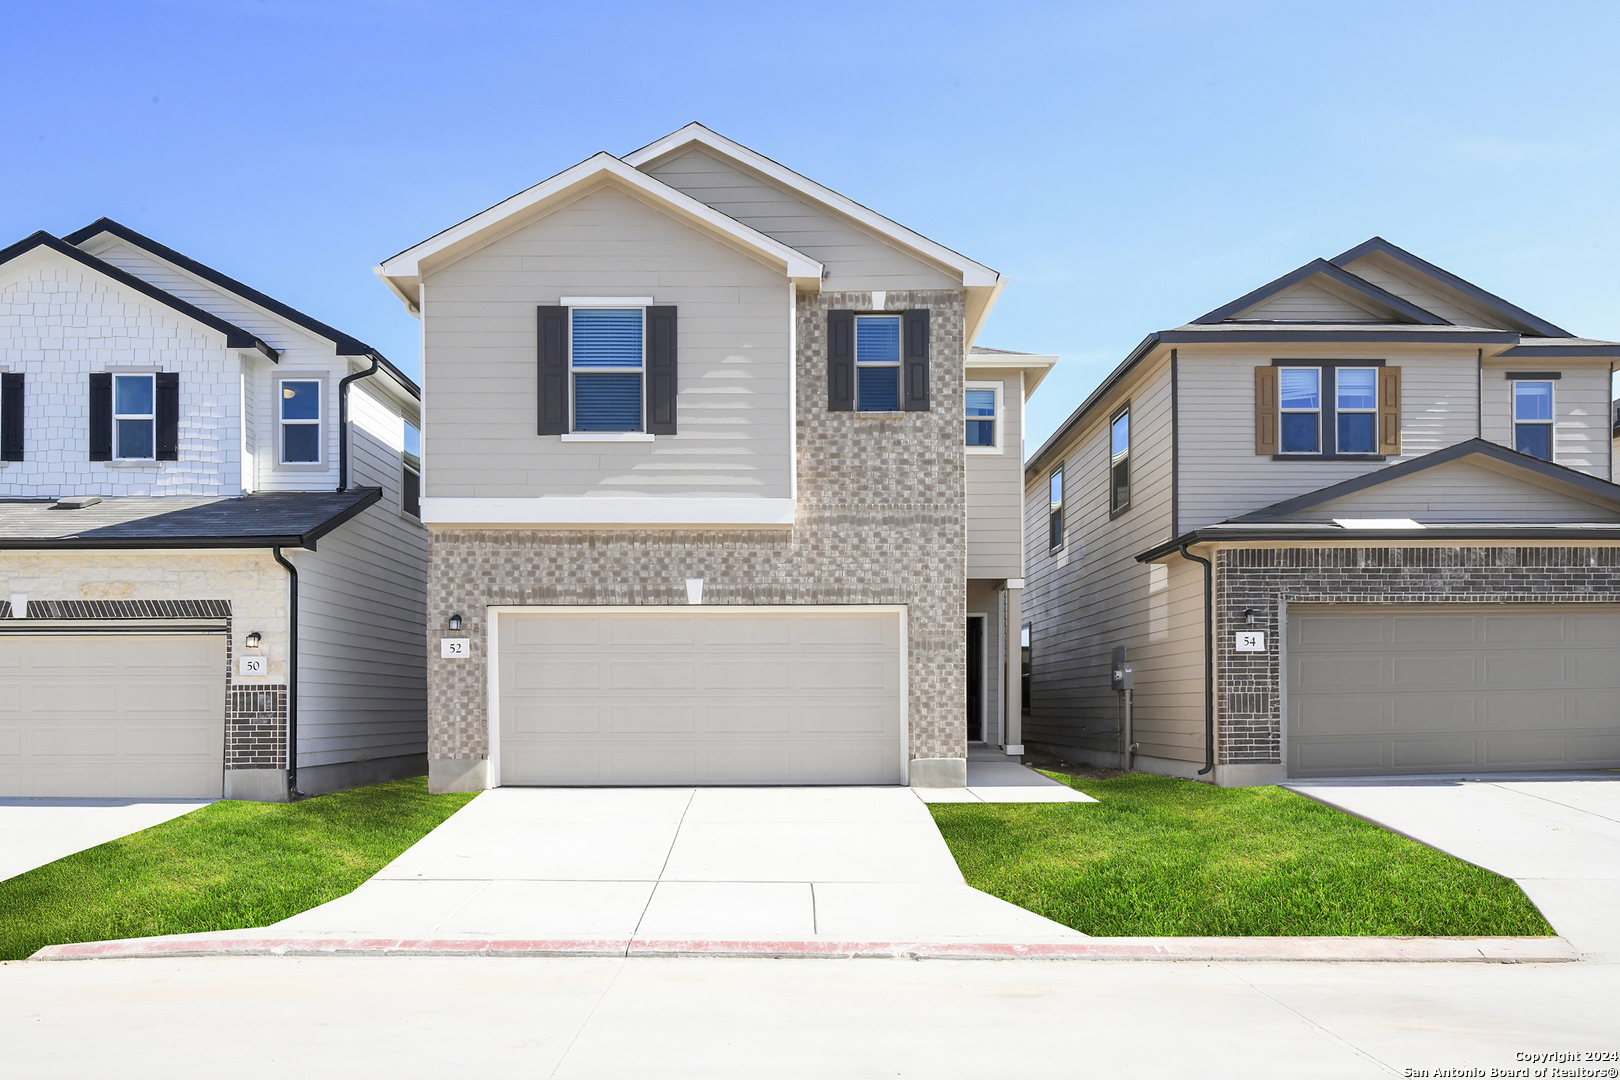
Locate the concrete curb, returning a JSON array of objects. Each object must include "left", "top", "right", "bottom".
[{"left": 29, "top": 934, "right": 1580, "bottom": 963}]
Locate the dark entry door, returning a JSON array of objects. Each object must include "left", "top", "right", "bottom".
[{"left": 966, "top": 616, "right": 984, "bottom": 742}]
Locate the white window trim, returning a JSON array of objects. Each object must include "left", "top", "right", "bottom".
[
  {"left": 1333, "top": 367, "right": 1379, "bottom": 455},
  {"left": 855, "top": 313, "right": 902, "bottom": 414},
  {"left": 569, "top": 307, "right": 646, "bottom": 435},
  {"left": 965, "top": 381, "right": 1003, "bottom": 454},
  {"left": 401, "top": 419, "right": 422, "bottom": 522},
  {"left": 560, "top": 296, "right": 655, "bottom": 307},
  {"left": 1278, "top": 366, "right": 1323, "bottom": 455},
  {"left": 1513, "top": 379, "right": 1556, "bottom": 460},
  {"left": 112, "top": 372, "right": 157, "bottom": 462},
  {"left": 275, "top": 372, "right": 328, "bottom": 471}
]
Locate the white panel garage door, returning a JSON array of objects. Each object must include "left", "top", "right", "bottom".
[
  {"left": 1287, "top": 605, "right": 1620, "bottom": 778},
  {"left": 497, "top": 608, "right": 905, "bottom": 786},
  {"left": 0, "top": 633, "right": 227, "bottom": 798}
]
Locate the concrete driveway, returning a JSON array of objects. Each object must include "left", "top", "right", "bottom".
[
  {"left": 275, "top": 785, "right": 1080, "bottom": 942},
  {"left": 1286, "top": 774, "right": 1620, "bottom": 960},
  {"left": 0, "top": 798, "right": 214, "bottom": 882}
]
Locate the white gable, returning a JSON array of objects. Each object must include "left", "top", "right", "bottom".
[
  {"left": 1232, "top": 280, "right": 1388, "bottom": 322},
  {"left": 1338, "top": 253, "right": 1510, "bottom": 329},
  {"left": 1270, "top": 457, "right": 1620, "bottom": 524}
]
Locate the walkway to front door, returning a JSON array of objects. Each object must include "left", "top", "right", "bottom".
[{"left": 275, "top": 785, "right": 1081, "bottom": 942}]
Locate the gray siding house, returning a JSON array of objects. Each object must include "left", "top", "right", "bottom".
[
  {"left": 1023, "top": 239, "right": 1620, "bottom": 784},
  {"left": 376, "top": 124, "right": 1053, "bottom": 791},
  {"left": 0, "top": 221, "right": 427, "bottom": 801}
]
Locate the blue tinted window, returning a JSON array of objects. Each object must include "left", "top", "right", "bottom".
[
  {"left": 966, "top": 389, "right": 995, "bottom": 417},
  {"left": 572, "top": 309, "right": 643, "bottom": 367},
  {"left": 1516, "top": 423, "right": 1551, "bottom": 460},
  {"left": 1111, "top": 411, "right": 1129, "bottom": 458},
  {"left": 1514, "top": 381, "right": 1552, "bottom": 422},
  {"left": 1337, "top": 368, "right": 1377, "bottom": 411},
  {"left": 1279, "top": 368, "right": 1319, "bottom": 410},
  {"left": 114, "top": 374, "right": 153, "bottom": 416},
  {"left": 281, "top": 381, "right": 320, "bottom": 421},
  {"left": 283, "top": 424, "right": 320, "bottom": 463},
  {"left": 1338, "top": 413, "right": 1376, "bottom": 454},
  {"left": 967, "top": 421, "right": 994, "bottom": 446},
  {"left": 574, "top": 372, "right": 643, "bottom": 431},
  {"left": 1280, "top": 412, "right": 1319, "bottom": 453},
  {"left": 116, "top": 419, "right": 154, "bottom": 459},
  {"left": 857, "top": 366, "right": 898, "bottom": 412},
  {"left": 856, "top": 317, "right": 900, "bottom": 363}
]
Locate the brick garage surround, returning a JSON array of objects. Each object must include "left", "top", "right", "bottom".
[
  {"left": 1215, "top": 544, "right": 1620, "bottom": 765},
  {"left": 426, "top": 288, "right": 968, "bottom": 765}
]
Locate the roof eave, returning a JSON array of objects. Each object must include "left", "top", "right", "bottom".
[{"left": 1136, "top": 523, "right": 1620, "bottom": 563}]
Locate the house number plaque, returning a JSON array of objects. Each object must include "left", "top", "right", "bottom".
[
  {"left": 441, "top": 638, "right": 470, "bottom": 658},
  {"left": 1234, "top": 631, "right": 1266, "bottom": 652}
]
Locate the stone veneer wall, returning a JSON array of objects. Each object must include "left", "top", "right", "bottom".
[
  {"left": 426, "top": 288, "right": 968, "bottom": 764},
  {"left": 1216, "top": 545, "right": 1620, "bottom": 765}
]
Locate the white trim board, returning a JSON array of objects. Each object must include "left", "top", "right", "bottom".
[{"left": 420, "top": 496, "right": 797, "bottom": 528}]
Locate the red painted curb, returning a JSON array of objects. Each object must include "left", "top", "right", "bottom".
[{"left": 29, "top": 934, "right": 1579, "bottom": 964}]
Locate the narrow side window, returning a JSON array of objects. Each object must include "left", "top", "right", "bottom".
[
  {"left": 113, "top": 373, "right": 157, "bottom": 461},
  {"left": 402, "top": 420, "right": 421, "bottom": 519},
  {"left": 1020, "top": 623, "right": 1032, "bottom": 715},
  {"left": 1048, "top": 466, "right": 1064, "bottom": 551},
  {"left": 1109, "top": 406, "right": 1131, "bottom": 515}
]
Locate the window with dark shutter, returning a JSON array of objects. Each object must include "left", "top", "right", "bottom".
[
  {"left": 1, "top": 373, "right": 23, "bottom": 462},
  {"left": 536, "top": 306, "right": 569, "bottom": 435},
  {"left": 155, "top": 372, "right": 179, "bottom": 460},
  {"left": 645, "top": 306, "right": 678, "bottom": 435},
  {"left": 827, "top": 310, "right": 854, "bottom": 411},
  {"left": 902, "top": 309, "right": 930, "bottom": 411},
  {"left": 88, "top": 373, "right": 112, "bottom": 460}
]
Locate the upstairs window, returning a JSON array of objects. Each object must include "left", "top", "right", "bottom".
[
  {"left": 279, "top": 379, "right": 322, "bottom": 463},
  {"left": 571, "top": 308, "right": 644, "bottom": 432},
  {"left": 1048, "top": 465, "right": 1065, "bottom": 550},
  {"left": 1514, "top": 380, "right": 1554, "bottom": 460},
  {"left": 1109, "top": 406, "right": 1131, "bottom": 516},
  {"left": 965, "top": 385, "right": 998, "bottom": 449},
  {"left": 114, "top": 374, "right": 156, "bottom": 460},
  {"left": 1278, "top": 367, "right": 1321, "bottom": 454},
  {"left": 1335, "top": 368, "right": 1378, "bottom": 454},
  {"left": 855, "top": 315, "right": 901, "bottom": 412},
  {"left": 402, "top": 420, "right": 421, "bottom": 519}
]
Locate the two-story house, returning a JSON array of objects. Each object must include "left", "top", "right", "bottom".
[
  {"left": 0, "top": 221, "right": 427, "bottom": 801},
  {"left": 376, "top": 124, "right": 1053, "bottom": 792},
  {"left": 1023, "top": 239, "right": 1620, "bottom": 785}
]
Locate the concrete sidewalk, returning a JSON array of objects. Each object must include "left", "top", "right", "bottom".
[
  {"left": 913, "top": 757, "right": 1098, "bottom": 803},
  {"left": 1286, "top": 774, "right": 1620, "bottom": 961},
  {"left": 271, "top": 786, "right": 1080, "bottom": 943},
  {"left": 0, "top": 797, "right": 214, "bottom": 882}
]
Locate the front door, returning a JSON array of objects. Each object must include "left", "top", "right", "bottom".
[{"left": 966, "top": 615, "right": 984, "bottom": 742}]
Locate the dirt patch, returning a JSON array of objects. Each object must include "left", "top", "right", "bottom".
[{"left": 1020, "top": 750, "right": 1129, "bottom": 782}]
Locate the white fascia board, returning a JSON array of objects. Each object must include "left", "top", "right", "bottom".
[
  {"left": 375, "top": 153, "right": 823, "bottom": 304},
  {"left": 624, "top": 124, "right": 1004, "bottom": 289},
  {"left": 966, "top": 351, "right": 1058, "bottom": 396},
  {"left": 421, "top": 497, "right": 797, "bottom": 528}
]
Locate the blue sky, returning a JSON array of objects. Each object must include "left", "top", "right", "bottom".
[{"left": 4, "top": 1, "right": 1616, "bottom": 452}]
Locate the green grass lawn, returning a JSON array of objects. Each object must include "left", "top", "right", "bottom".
[
  {"left": 930, "top": 772, "right": 1553, "bottom": 937},
  {"left": 0, "top": 776, "right": 476, "bottom": 961}
]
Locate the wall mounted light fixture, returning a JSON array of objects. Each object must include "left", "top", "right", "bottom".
[
  {"left": 1244, "top": 608, "right": 1255, "bottom": 625},
  {"left": 448, "top": 613, "right": 463, "bottom": 632},
  {"left": 245, "top": 632, "right": 262, "bottom": 649}
]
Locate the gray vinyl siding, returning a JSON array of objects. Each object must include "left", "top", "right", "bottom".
[
  {"left": 1020, "top": 357, "right": 1207, "bottom": 765},
  {"left": 1176, "top": 346, "right": 1485, "bottom": 532},
  {"left": 643, "top": 148, "right": 959, "bottom": 292},
  {"left": 967, "top": 578, "right": 1004, "bottom": 745},
  {"left": 421, "top": 186, "right": 793, "bottom": 500},
  {"left": 1338, "top": 255, "right": 1512, "bottom": 329},
  {"left": 1482, "top": 357, "right": 1611, "bottom": 476},
  {"left": 292, "top": 385, "right": 429, "bottom": 770},
  {"left": 1269, "top": 458, "right": 1620, "bottom": 522},
  {"left": 966, "top": 370, "right": 1023, "bottom": 578},
  {"left": 1237, "top": 283, "right": 1381, "bottom": 322}
]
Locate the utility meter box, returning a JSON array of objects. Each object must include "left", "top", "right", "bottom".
[{"left": 1111, "top": 646, "right": 1134, "bottom": 691}]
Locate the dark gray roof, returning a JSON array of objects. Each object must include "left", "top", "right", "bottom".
[
  {"left": 1498, "top": 337, "right": 1620, "bottom": 357},
  {"left": 970, "top": 345, "right": 1040, "bottom": 356},
  {"left": 0, "top": 489, "right": 380, "bottom": 549}
]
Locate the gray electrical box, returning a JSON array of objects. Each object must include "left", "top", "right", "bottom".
[{"left": 1111, "top": 646, "right": 1134, "bottom": 691}]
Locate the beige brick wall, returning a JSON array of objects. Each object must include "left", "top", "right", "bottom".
[{"left": 426, "top": 287, "right": 968, "bottom": 764}]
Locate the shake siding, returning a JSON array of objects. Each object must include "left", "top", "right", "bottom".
[
  {"left": 87, "top": 239, "right": 351, "bottom": 492},
  {"left": 1270, "top": 460, "right": 1620, "bottom": 522},
  {"left": 1177, "top": 346, "right": 1484, "bottom": 531},
  {"left": 293, "top": 385, "right": 428, "bottom": 770},
  {"left": 1482, "top": 357, "right": 1610, "bottom": 476},
  {"left": 1021, "top": 357, "right": 1206, "bottom": 764},
  {"left": 421, "top": 186, "right": 793, "bottom": 500},
  {"left": 1238, "top": 283, "right": 1380, "bottom": 322},
  {"left": 644, "top": 149, "right": 959, "bottom": 291},
  {"left": 966, "top": 369, "right": 1023, "bottom": 578}
]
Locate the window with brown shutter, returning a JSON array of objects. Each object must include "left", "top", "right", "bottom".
[
  {"left": 1254, "top": 366, "right": 1278, "bottom": 455},
  {"left": 1378, "top": 366, "right": 1402, "bottom": 455}
]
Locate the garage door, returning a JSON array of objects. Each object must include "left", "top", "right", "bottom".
[
  {"left": 0, "top": 633, "right": 227, "bottom": 797},
  {"left": 1287, "top": 605, "right": 1620, "bottom": 778},
  {"left": 497, "top": 608, "right": 905, "bottom": 786}
]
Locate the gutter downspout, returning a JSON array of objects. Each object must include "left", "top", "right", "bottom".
[
  {"left": 271, "top": 546, "right": 305, "bottom": 800},
  {"left": 1477, "top": 349, "right": 1484, "bottom": 439},
  {"left": 1178, "top": 543, "right": 1215, "bottom": 778},
  {"left": 337, "top": 354, "right": 381, "bottom": 492}
]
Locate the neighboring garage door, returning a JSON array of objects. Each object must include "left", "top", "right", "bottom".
[
  {"left": 0, "top": 633, "right": 227, "bottom": 797},
  {"left": 1287, "top": 605, "right": 1620, "bottom": 778},
  {"left": 497, "top": 608, "right": 905, "bottom": 786}
]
